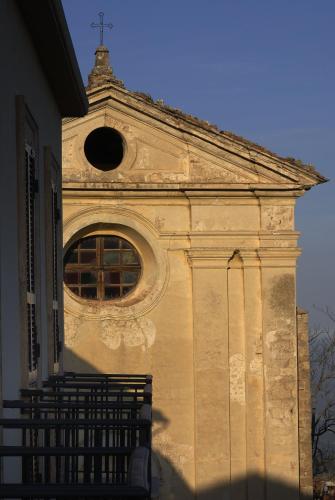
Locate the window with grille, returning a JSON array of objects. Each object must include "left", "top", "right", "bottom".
[
  {"left": 25, "top": 143, "right": 39, "bottom": 373},
  {"left": 64, "top": 236, "right": 141, "bottom": 300}
]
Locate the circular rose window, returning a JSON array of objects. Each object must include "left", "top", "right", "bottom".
[{"left": 64, "top": 236, "right": 141, "bottom": 300}]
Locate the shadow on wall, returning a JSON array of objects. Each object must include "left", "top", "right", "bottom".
[{"left": 64, "top": 347, "right": 312, "bottom": 500}]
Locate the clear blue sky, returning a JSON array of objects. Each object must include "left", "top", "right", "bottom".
[{"left": 62, "top": 0, "right": 334, "bottom": 328}]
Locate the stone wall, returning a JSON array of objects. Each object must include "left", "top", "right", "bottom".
[{"left": 297, "top": 308, "right": 313, "bottom": 498}]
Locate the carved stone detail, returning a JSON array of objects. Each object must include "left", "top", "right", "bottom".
[
  {"left": 262, "top": 206, "right": 293, "bottom": 231},
  {"left": 64, "top": 315, "right": 81, "bottom": 348},
  {"left": 190, "top": 154, "right": 246, "bottom": 183},
  {"left": 100, "top": 317, "right": 156, "bottom": 351}
]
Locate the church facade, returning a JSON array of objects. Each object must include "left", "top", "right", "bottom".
[{"left": 62, "top": 46, "right": 325, "bottom": 499}]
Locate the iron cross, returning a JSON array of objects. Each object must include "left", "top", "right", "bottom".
[{"left": 91, "top": 12, "right": 113, "bottom": 46}]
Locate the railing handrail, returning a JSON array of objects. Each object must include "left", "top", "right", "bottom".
[
  {"left": 4, "top": 400, "right": 143, "bottom": 409},
  {"left": 0, "top": 417, "right": 152, "bottom": 427}
]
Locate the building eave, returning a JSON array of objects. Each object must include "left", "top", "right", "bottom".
[{"left": 16, "top": 0, "right": 88, "bottom": 117}]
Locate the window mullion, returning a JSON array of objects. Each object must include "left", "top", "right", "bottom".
[
  {"left": 98, "top": 237, "right": 102, "bottom": 300},
  {"left": 98, "top": 269, "right": 103, "bottom": 300}
]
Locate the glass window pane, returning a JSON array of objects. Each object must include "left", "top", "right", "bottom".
[
  {"left": 81, "top": 287, "right": 97, "bottom": 299},
  {"left": 80, "top": 272, "right": 97, "bottom": 285},
  {"left": 121, "top": 240, "right": 132, "bottom": 250},
  {"left": 105, "top": 271, "right": 120, "bottom": 284},
  {"left": 79, "top": 251, "right": 97, "bottom": 264},
  {"left": 122, "top": 271, "right": 139, "bottom": 284},
  {"left": 69, "top": 287, "right": 79, "bottom": 295},
  {"left": 104, "top": 237, "right": 119, "bottom": 249},
  {"left": 66, "top": 250, "right": 78, "bottom": 264},
  {"left": 64, "top": 271, "right": 79, "bottom": 284},
  {"left": 121, "top": 251, "right": 139, "bottom": 265},
  {"left": 105, "top": 287, "right": 120, "bottom": 299},
  {"left": 103, "top": 251, "right": 119, "bottom": 265},
  {"left": 80, "top": 238, "right": 96, "bottom": 249},
  {"left": 122, "top": 286, "right": 133, "bottom": 297}
]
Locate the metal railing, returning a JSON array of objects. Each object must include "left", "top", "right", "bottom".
[{"left": 0, "top": 372, "right": 152, "bottom": 499}]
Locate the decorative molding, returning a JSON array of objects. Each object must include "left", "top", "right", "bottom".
[
  {"left": 100, "top": 317, "right": 156, "bottom": 351},
  {"left": 186, "top": 247, "right": 301, "bottom": 269},
  {"left": 63, "top": 206, "right": 169, "bottom": 320},
  {"left": 186, "top": 249, "right": 233, "bottom": 269},
  {"left": 262, "top": 206, "right": 294, "bottom": 231}
]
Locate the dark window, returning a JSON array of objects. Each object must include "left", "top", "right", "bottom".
[
  {"left": 25, "top": 144, "right": 38, "bottom": 373},
  {"left": 84, "top": 127, "right": 124, "bottom": 171},
  {"left": 51, "top": 185, "right": 61, "bottom": 364},
  {"left": 64, "top": 236, "right": 141, "bottom": 300}
]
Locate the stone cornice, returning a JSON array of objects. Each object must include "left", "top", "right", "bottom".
[
  {"left": 62, "top": 184, "right": 306, "bottom": 196},
  {"left": 186, "top": 247, "right": 301, "bottom": 269}
]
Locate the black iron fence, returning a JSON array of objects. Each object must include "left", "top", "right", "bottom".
[{"left": 0, "top": 372, "right": 152, "bottom": 499}]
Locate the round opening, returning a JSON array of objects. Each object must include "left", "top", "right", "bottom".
[
  {"left": 64, "top": 235, "right": 141, "bottom": 301},
  {"left": 84, "top": 127, "right": 124, "bottom": 171}
]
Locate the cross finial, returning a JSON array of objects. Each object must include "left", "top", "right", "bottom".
[{"left": 90, "top": 12, "right": 113, "bottom": 46}]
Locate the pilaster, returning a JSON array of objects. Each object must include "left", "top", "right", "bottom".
[
  {"left": 259, "top": 249, "right": 301, "bottom": 500},
  {"left": 187, "top": 250, "right": 231, "bottom": 498}
]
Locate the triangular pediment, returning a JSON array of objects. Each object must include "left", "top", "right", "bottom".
[{"left": 62, "top": 83, "right": 326, "bottom": 191}]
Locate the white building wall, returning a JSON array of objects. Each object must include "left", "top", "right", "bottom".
[{"left": 0, "top": 0, "right": 62, "bottom": 400}]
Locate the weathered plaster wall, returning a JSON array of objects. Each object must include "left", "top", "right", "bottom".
[
  {"left": 62, "top": 197, "right": 195, "bottom": 495},
  {"left": 62, "top": 93, "right": 313, "bottom": 499}
]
